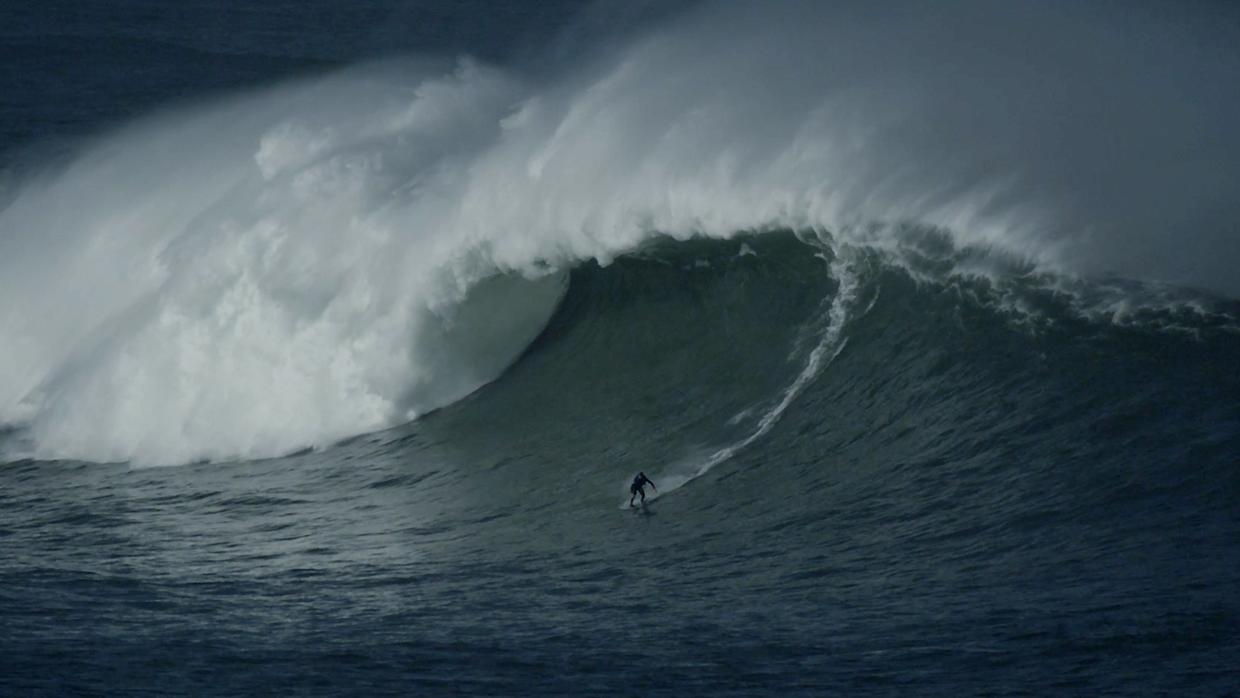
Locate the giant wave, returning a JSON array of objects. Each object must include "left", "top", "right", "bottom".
[{"left": 1, "top": 0, "right": 1238, "bottom": 465}]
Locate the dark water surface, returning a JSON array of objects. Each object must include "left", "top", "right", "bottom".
[{"left": 5, "top": 236, "right": 1238, "bottom": 694}]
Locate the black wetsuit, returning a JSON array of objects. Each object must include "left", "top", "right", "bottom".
[{"left": 630, "top": 474, "right": 654, "bottom": 504}]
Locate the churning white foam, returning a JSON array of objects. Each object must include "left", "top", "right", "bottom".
[
  {"left": 0, "top": 60, "right": 570, "bottom": 464},
  {"left": 1, "top": 1, "right": 1236, "bottom": 464}
]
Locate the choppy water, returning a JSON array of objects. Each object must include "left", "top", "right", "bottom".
[{"left": 3, "top": 1, "right": 1239, "bottom": 695}]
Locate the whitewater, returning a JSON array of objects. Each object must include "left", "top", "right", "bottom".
[{"left": 2, "top": 1, "right": 1239, "bottom": 695}]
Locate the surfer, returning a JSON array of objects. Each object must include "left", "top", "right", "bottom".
[{"left": 629, "top": 472, "right": 656, "bottom": 507}]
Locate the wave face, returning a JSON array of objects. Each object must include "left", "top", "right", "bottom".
[
  {"left": 435, "top": 231, "right": 1240, "bottom": 515},
  {"left": 2, "top": 1, "right": 1240, "bottom": 464}
]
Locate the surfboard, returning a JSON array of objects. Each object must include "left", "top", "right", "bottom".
[{"left": 620, "top": 494, "right": 658, "bottom": 510}]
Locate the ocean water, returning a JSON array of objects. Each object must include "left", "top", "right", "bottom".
[{"left": 2, "top": 2, "right": 1239, "bottom": 695}]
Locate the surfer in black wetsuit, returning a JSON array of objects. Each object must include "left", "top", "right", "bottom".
[{"left": 629, "top": 472, "right": 656, "bottom": 507}]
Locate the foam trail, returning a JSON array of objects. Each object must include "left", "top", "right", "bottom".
[{"left": 622, "top": 244, "right": 860, "bottom": 507}]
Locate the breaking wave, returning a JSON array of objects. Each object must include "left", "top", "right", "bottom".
[{"left": 1, "top": 0, "right": 1237, "bottom": 464}]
